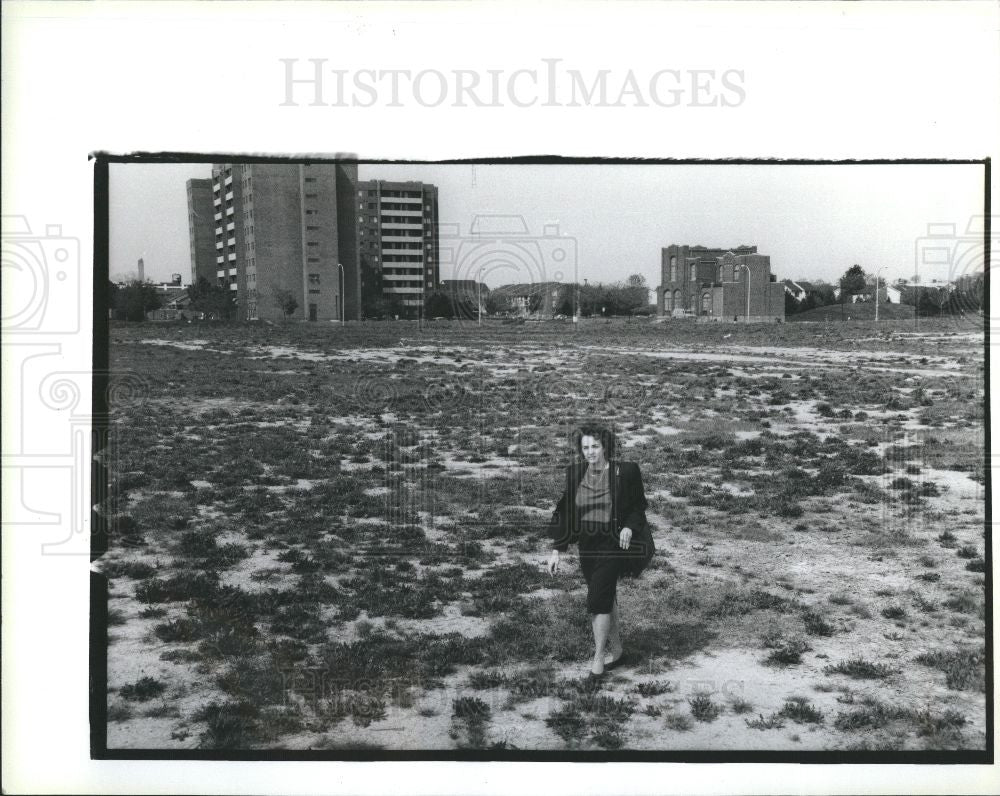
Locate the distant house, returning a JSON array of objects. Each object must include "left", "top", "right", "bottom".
[
  {"left": 490, "top": 281, "right": 572, "bottom": 317},
  {"left": 880, "top": 285, "right": 902, "bottom": 304},
  {"left": 782, "top": 280, "right": 808, "bottom": 301},
  {"left": 146, "top": 284, "right": 203, "bottom": 320},
  {"left": 833, "top": 284, "right": 902, "bottom": 304}
]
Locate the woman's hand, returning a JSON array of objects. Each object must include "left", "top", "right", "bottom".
[
  {"left": 547, "top": 549, "right": 560, "bottom": 575},
  {"left": 619, "top": 527, "right": 633, "bottom": 550}
]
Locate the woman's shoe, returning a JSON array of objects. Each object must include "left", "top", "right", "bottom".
[{"left": 605, "top": 651, "right": 633, "bottom": 671}]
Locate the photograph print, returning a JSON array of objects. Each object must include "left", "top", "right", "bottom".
[{"left": 93, "top": 157, "right": 989, "bottom": 757}]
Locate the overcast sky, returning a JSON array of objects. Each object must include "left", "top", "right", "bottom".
[{"left": 109, "top": 161, "right": 983, "bottom": 288}]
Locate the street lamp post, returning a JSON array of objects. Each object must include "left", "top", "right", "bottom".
[
  {"left": 337, "top": 262, "right": 345, "bottom": 326},
  {"left": 574, "top": 280, "right": 580, "bottom": 330},
  {"left": 478, "top": 263, "right": 483, "bottom": 326},
  {"left": 740, "top": 263, "right": 751, "bottom": 323},
  {"left": 874, "top": 265, "right": 886, "bottom": 325}
]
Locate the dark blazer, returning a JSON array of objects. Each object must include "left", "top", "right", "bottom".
[{"left": 549, "top": 459, "right": 648, "bottom": 552}]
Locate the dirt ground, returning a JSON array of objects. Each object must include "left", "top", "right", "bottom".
[{"left": 98, "top": 315, "right": 987, "bottom": 752}]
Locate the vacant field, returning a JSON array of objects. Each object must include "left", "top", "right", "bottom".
[{"left": 99, "top": 315, "right": 987, "bottom": 752}]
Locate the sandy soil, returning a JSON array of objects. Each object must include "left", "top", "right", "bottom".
[{"left": 104, "top": 320, "right": 986, "bottom": 752}]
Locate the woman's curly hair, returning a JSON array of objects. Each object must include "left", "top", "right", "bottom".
[{"left": 572, "top": 423, "right": 616, "bottom": 460}]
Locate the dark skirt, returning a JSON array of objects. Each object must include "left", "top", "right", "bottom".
[{"left": 578, "top": 519, "right": 622, "bottom": 614}]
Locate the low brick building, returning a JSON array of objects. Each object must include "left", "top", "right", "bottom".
[{"left": 657, "top": 244, "right": 785, "bottom": 322}]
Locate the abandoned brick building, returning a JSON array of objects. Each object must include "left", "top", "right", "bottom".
[{"left": 657, "top": 244, "right": 785, "bottom": 322}]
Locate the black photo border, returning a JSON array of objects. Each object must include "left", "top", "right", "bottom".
[{"left": 90, "top": 153, "right": 991, "bottom": 764}]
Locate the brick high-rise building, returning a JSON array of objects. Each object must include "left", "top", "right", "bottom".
[
  {"left": 186, "top": 178, "right": 217, "bottom": 286},
  {"left": 356, "top": 180, "right": 439, "bottom": 319},
  {"left": 657, "top": 244, "right": 785, "bottom": 322},
  {"left": 191, "top": 163, "right": 359, "bottom": 322}
]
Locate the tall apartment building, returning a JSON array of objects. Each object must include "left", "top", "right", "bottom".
[
  {"left": 356, "top": 180, "right": 439, "bottom": 318},
  {"left": 194, "top": 163, "right": 359, "bottom": 322},
  {"left": 658, "top": 244, "right": 785, "bottom": 322},
  {"left": 186, "top": 178, "right": 217, "bottom": 285}
]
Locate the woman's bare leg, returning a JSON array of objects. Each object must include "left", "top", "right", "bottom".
[
  {"left": 605, "top": 598, "right": 623, "bottom": 664},
  {"left": 591, "top": 612, "right": 611, "bottom": 675}
]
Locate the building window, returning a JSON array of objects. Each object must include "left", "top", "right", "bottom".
[
  {"left": 689, "top": 263, "right": 696, "bottom": 281},
  {"left": 304, "top": 177, "right": 316, "bottom": 183},
  {"left": 308, "top": 274, "right": 320, "bottom": 285},
  {"left": 669, "top": 255, "right": 677, "bottom": 282},
  {"left": 734, "top": 264, "right": 740, "bottom": 282}
]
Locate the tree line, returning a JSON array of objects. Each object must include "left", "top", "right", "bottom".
[{"left": 784, "top": 265, "right": 985, "bottom": 317}]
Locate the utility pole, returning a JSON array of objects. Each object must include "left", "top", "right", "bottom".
[
  {"left": 874, "top": 265, "right": 886, "bottom": 326},
  {"left": 741, "top": 263, "right": 751, "bottom": 323},
  {"left": 337, "top": 263, "right": 345, "bottom": 326}
]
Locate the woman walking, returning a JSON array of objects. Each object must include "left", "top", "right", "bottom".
[{"left": 547, "top": 423, "right": 650, "bottom": 678}]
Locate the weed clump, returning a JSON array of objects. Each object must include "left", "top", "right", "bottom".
[
  {"left": 823, "top": 656, "right": 895, "bottom": 680},
  {"left": 688, "top": 693, "right": 721, "bottom": 722},
  {"left": 119, "top": 676, "right": 167, "bottom": 702},
  {"left": 545, "top": 704, "right": 587, "bottom": 745},
  {"left": 451, "top": 696, "right": 492, "bottom": 748},
  {"left": 763, "top": 638, "right": 811, "bottom": 667},
  {"left": 778, "top": 696, "right": 824, "bottom": 724},
  {"left": 745, "top": 713, "right": 784, "bottom": 730},
  {"left": 802, "top": 608, "right": 836, "bottom": 636},
  {"left": 194, "top": 700, "right": 263, "bottom": 748},
  {"left": 730, "top": 698, "right": 754, "bottom": 714},
  {"left": 635, "top": 680, "right": 674, "bottom": 698},
  {"left": 665, "top": 712, "right": 694, "bottom": 731}
]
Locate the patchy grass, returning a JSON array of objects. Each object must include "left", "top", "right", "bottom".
[
  {"left": 664, "top": 712, "right": 694, "bottom": 732},
  {"left": 914, "top": 647, "right": 986, "bottom": 692},
  {"left": 103, "top": 319, "right": 986, "bottom": 751}
]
